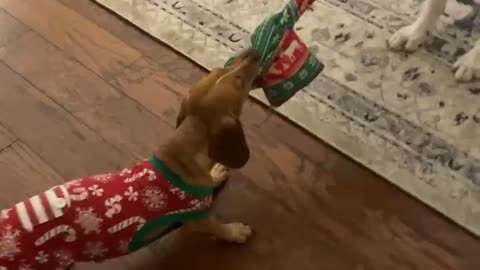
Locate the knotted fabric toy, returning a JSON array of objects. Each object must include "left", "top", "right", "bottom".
[{"left": 226, "top": 0, "right": 324, "bottom": 107}]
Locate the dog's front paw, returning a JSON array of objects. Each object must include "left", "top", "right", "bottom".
[
  {"left": 388, "top": 24, "right": 427, "bottom": 51},
  {"left": 453, "top": 48, "right": 480, "bottom": 82},
  {"left": 221, "top": 222, "right": 252, "bottom": 243},
  {"left": 210, "top": 163, "right": 229, "bottom": 185}
]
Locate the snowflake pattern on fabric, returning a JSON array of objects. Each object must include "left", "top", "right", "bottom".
[
  {"left": 142, "top": 186, "right": 167, "bottom": 210},
  {"left": 34, "top": 251, "right": 49, "bottom": 264},
  {"left": 74, "top": 208, "right": 103, "bottom": 235},
  {"left": 0, "top": 158, "right": 213, "bottom": 269},
  {"left": 53, "top": 250, "right": 73, "bottom": 269},
  {"left": 0, "top": 225, "right": 21, "bottom": 260},
  {"left": 88, "top": 185, "right": 104, "bottom": 197},
  {"left": 124, "top": 186, "right": 139, "bottom": 202},
  {"left": 0, "top": 209, "right": 10, "bottom": 222},
  {"left": 83, "top": 242, "right": 108, "bottom": 259}
]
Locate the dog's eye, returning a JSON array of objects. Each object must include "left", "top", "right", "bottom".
[{"left": 234, "top": 75, "right": 245, "bottom": 86}]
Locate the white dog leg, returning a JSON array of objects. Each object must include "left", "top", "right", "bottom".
[
  {"left": 453, "top": 39, "right": 480, "bottom": 82},
  {"left": 388, "top": 0, "right": 447, "bottom": 51}
]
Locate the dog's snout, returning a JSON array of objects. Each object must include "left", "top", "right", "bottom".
[{"left": 246, "top": 49, "right": 260, "bottom": 61}]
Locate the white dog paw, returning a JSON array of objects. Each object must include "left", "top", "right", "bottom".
[
  {"left": 210, "top": 163, "right": 229, "bottom": 184},
  {"left": 388, "top": 25, "right": 427, "bottom": 51},
  {"left": 453, "top": 48, "right": 480, "bottom": 82},
  {"left": 222, "top": 222, "right": 252, "bottom": 243}
]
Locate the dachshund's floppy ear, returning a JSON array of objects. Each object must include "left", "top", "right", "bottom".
[
  {"left": 208, "top": 115, "right": 250, "bottom": 169},
  {"left": 176, "top": 98, "right": 188, "bottom": 128}
]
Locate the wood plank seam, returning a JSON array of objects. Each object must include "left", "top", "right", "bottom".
[
  {"left": 105, "top": 56, "right": 182, "bottom": 129},
  {"left": 0, "top": 0, "right": 142, "bottom": 78},
  {"left": 105, "top": 54, "right": 274, "bottom": 129},
  {"left": 2, "top": 25, "right": 176, "bottom": 133},
  {"left": 59, "top": 0, "right": 151, "bottom": 74},
  {"left": 27, "top": 26, "right": 191, "bottom": 131},
  {"left": 63, "top": 2, "right": 279, "bottom": 128},
  {"left": 0, "top": 28, "right": 32, "bottom": 50},
  {"left": 0, "top": 57, "right": 137, "bottom": 163},
  {"left": 0, "top": 141, "right": 66, "bottom": 208},
  {"left": 0, "top": 139, "right": 64, "bottom": 178},
  {"left": 0, "top": 122, "right": 16, "bottom": 140},
  {"left": 3, "top": 1, "right": 267, "bottom": 130},
  {"left": 23, "top": 33, "right": 184, "bottom": 131},
  {"left": 0, "top": 15, "right": 143, "bottom": 84},
  {"left": 0, "top": 138, "right": 18, "bottom": 153},
  {"left": 0, "top": 8, "right": 31, "bottom": 48}
]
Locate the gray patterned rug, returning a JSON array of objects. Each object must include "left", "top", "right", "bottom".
[{"left": 94, "top": 0, "right": 480, "bottom": 235}]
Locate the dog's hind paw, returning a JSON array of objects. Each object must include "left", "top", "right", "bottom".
[
  {"left": 221, "top": 222, "right": 252, "bottom": 243},
  {"left": 388, "top": 25, "right": 427, "bottom": 51},
  {"left": 210, "top": 163, "right": 229, "bottom": 185},
  {"left": 453, "top": 47, "right": 480, "bottom": 82}
]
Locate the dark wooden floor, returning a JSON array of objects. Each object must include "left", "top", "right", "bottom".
[{"left": 0, "top": 0, "right": 478, "bottom": 269}]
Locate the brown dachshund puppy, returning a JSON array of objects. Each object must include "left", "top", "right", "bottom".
[
  {"left": 0, "top": 50, "right": 259, "bottom": 270},
  {"left": 154, "top": 49, "right": 260, "bottom": 243}
]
